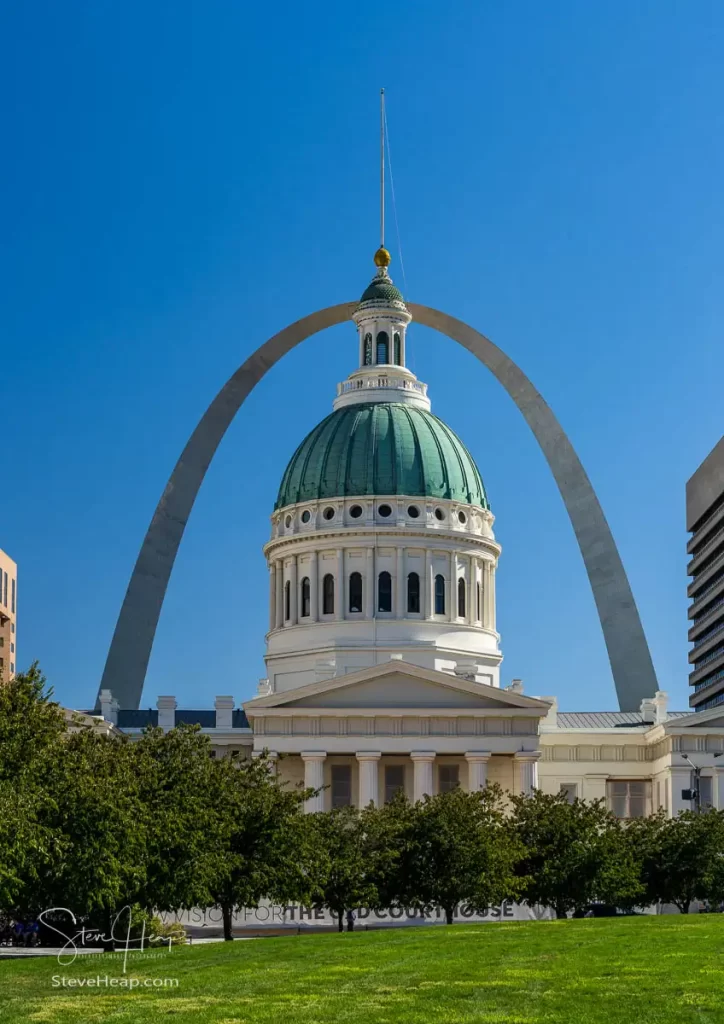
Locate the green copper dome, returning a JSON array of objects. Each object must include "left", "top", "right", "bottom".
[
  {"left": 276, "top": 403, "right": 488, "bottom": 510},
  {"left": 359, "top": 277, "right": 405, "bottom": 305}
]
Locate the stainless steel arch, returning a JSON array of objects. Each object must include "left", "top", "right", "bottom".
[{"left": 97, "top": 302, "right": 657, "bottom": 712}]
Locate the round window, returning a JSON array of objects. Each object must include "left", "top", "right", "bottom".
[
  {"left": 301, "top": 510, "right": 311, "bottom": 524},
  {"left": 407, "top": 505, "right": 420, "bottom": 519},
  {"left": 285, "top": 515, "right": 292, "bottom": 527},
  {"left": 323, "top": 507, "right": 335, "bottom": 521},
  {"left": 458, "top": 511, "right": 467, "bottom": 524},
  {"left": 349, "top": 504, "right": 363, "bottom": 519},
  {"left": 378, "top": 504, "right": 392, "bottom": 518},
  {"left": 434, "top": 508, "right": 445, "bottom": 521}
]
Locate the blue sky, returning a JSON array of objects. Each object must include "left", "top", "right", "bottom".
[{"left": 2, "top": 1, "right": 723, "bottom": 712}]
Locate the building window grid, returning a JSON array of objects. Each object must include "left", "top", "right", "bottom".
[
  {"left": 607, "top": 780, "right": 651, "bottom": 819},
  {"left": 693, "top": 642, "right": 724, "bottom": 671},
  {"left": 693, "top": 593, "right": 724, "bottom": 625},
  {"left": 384, "top": 765, "right": 405, "bottom": 804},
  {"left": 331, "top": 765, "right": 352, "bottom": 808},
  {"left": 439, "top": 765, "right": 459, "bottom": 793}
]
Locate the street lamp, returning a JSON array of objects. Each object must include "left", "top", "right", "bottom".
[{"left": 680, "top": 752, "right": 723, "bottom": 813}]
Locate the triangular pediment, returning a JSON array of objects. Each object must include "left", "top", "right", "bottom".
[
  {"left": 670, "top": 708, "right": 724, "bottom": 729},
  {"left": 245, "top": 661, "right": 551, "bottom": 713}
]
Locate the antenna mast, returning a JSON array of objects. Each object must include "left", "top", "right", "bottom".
[{"left": 380, "top": 88, "right": 385, "bottom": 248}]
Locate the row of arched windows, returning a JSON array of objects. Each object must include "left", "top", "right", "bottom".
[
  {"left": 284, "top": 572, "right": 481, "bottom": 620},
  {"left": 363, "top": 330, "right": 402, "bottom": 367}
]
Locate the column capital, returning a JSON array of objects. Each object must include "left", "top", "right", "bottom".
[
  {"left": 355, "top": 751, "right": 382, "bottom": 762},
  {"left": 514, "top": 751, "right": 542, "bottom": 763},
  {"left": 300, "top": 751, "right": 327, "bottom": 762},
  {"left": 410, "top": 750, "right": 436, "bottom": 762},
  {"left": 465, "top": 751, "right": 492, "bottom": 763}
]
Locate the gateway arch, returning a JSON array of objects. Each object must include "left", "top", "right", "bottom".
[{"left": 97, "top": 302, "right": 658, "bottom": 713}]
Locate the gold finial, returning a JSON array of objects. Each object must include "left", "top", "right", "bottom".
[{"left": 374, "top": 246, "right": 391, "bottom": 269}]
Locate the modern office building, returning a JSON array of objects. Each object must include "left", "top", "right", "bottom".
[
  {"left": 687, "top": 437, "right": 724, "bottom": 711},
  {"left": 0, "top": 548, "right": 17, "bottom": 681}
]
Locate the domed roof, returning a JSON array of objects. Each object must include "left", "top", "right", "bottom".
[
  {"left": 276, "top": 402, "right": 488, "bottom": 511},
  {"left": 359, "top": 276, "right": 405, "bottom": 306}
]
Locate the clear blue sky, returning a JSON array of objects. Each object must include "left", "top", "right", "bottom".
[{"left": 3, "top": 1, "right": 723, "bottom": 712}]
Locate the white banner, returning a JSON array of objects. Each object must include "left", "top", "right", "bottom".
[{"left": 163, "top": 901, "right": 554, "bottom": 932}]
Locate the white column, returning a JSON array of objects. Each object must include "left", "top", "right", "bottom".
[
  {"left": 515, "top": 752, "right": 541, "bottom": 796},
  {"left": 396, "top": 546, "right": 405, "bottom": 618},
  {"left": 425, "top": 549, "right": 434, "bottom": 620},
  {"left": 275, "top": 560, "right": 283, "bottom": 628},
  {"left": 449, "top": 551, "right": 456, "bottom": 621},
  {"left": 268, "top": 564, "right": 276, "bottom": 632},
  {"left": 483, "top": 561, "right": 492, "bottom": 628},
  {"left": 669, "top": 767, "right": 694, "bottom": 817},
  {"left": 309, "top": 551, "right": 319, "bottom": 622},
  {"left": 365, "top": 548, "right": 375, "bottom": 618},
  {"left": 356, "top": 752, "right": 381, "bottom": 807},
  {"left": 301, "top": 752, "right": 326, "bottom": 813},
  {"left": 465, "top": 752, "right": 491, "bottom": 791},
  {"left": 411, "top": 751, "right": 436, "bottom": 801},
  {"left": 490, "top": 562, "right": 497, "bottom": 631},
  {"left": 289, "top": 556, "right": 298, "bottom": 625},
  {"left": 336, "top": 549, "right": 344, "bottom": 620},
  {"left": 467, "top": 557, "right": 475, "bottom": 626},
  {"left": 716, "top": 767, "right": 724, "bottom": 811}
]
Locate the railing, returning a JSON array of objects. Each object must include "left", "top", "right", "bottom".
[{"left": 337, "top": 376, "right": 428, "bottom": 396}]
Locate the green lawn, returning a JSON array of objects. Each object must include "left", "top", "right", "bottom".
[{"left": 1, "top": 916, "right": 723, "bottom": 1023}]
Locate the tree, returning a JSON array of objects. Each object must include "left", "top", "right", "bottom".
[
  {"left": 0, "top": 664, "right": 66, "bottom": 786},
  {"left": 206, "top": 753, "right": 314, "bottom": 940},
  {"left": 135, "top": 725, "right": 227, "bottom": 917},
  {"left": 41, "top": 727, "right": 148, "bottom": 934},
  {"left": 510, "top": 790, "right": 643, "bottom": 918},
  {"left": 371, "top": 786, "right": 524, "bottom": 925},
  {"left": 629, "top": 809, "right": 724, "bottom": 913},
  {"left": 307, "top": 806, "right": 379, "bottom": 931}
]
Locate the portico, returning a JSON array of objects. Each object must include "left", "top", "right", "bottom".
[{"left": 243, "top": 660, "right": 551, "bottom": 811}]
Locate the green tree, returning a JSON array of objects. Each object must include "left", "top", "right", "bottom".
[
  {"left": 135, "top": 725, "right": 227, "bottom": 917},
  {"left": 371, "top": 786, "right": 523, "bottom": 925},
  {"left": 308, "top": 806, "right": 379, "bottom": 931},
  {"left": 510, "top": 790, "right": 643, "bottom": 918},
  {"left": 206, "top": 753, "right": 314, "bottom": 940},
  {"left": 0, "top": 664, "right": 66, "bottom": 785},
  {"left": 630, "top": 809, "right": 724, "bottom": 913}
]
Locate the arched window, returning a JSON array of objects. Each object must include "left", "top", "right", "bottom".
[
  {"left": 378, "top": 570, "right": 392, "bottom": 613},
  {"left": 323, "top": 574, "right": 335, "bottom": 615},
  {"left": 284, "top": 580, "right": 291, "bottom": 621},
  {"left": 434, "top": 574, "right": 445, "bottom": 615},
  {"left": 477, "top": 582, "right": 482, "bottom": 622},
  {"left": 349, "top": 571, "right": 363, "bottom": 613},
  {"left": 457, "top": 578, "right": 466, "bottom": 619},
  {"left": 393, "top": 332, "right": 401, "bottom": 365},
  {"left": 300, "top": 577, "right": 310, "bottom": 618},
  {"left": 407, "top": 572, "right": 420, "bottom": 614},
  {"left": 376, "top": 331, "right": 389, "bottom": 364},
  {"left": 364, "top": 333, "right": 373, "bottom": 365}
]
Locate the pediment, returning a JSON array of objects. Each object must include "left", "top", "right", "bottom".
[
  {"left": 671, "top": 709, "right": 724, "bottom": 729},
  {"left": 245, "top": 661, "right": 551, "bottom": 714}
]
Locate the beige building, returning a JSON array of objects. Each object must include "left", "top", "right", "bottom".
[{"left": 0, "top": 548, "right": 17, "bottom": 681}]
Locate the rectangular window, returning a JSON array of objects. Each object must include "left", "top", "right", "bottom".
[
  {"left": 10, "top": 663, "right": 14, "bottom": 674},
  {"left": 607, "top": 780, "right": 651, "bottom": 819},
  {"left": 699, "top": 776, "right": 714, "bottom": 808},
  {"left": 0, "top": 657, "right": 3, "bottom": 668},
  {"left": 9, "top": 643, "right": 13, "bottom": 654},
  {"left": 2, "top": 573, "right": 6, "bottom": 607},
  {"left": 10, "top": 623, "right": 14, "bottom": 634},
  {"left": 11, "top": 578, "right": 15, "bottom": 615},
  {"left": 0, "top": 638, "right": 4, "bottom": 647},
  {"left": 331, "top": 765, "right": 352, "bottom": 808},
  {"left": 439, "top": 764, "right": 459, "bottom": 793},
  {"left": 559, "top": 783, "right": 578, "bottom": 804},
  {"left": 385, "top": 765, "right": 405, "bottom": 804}
]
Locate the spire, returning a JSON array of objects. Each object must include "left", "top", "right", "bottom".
[{"left": 376, "top": 89, "right": 391, "bottom": 272}]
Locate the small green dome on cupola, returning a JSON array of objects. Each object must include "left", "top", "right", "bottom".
[
  {"left": 358, "top": 275, "right": 405, "bottom": 306},
  {"left": 276, "top": 403, "right": 488, "bottom": 510}
]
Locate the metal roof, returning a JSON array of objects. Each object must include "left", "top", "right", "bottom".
[{"left": 556, "top": 711, "right": 693, "bottom": 729}]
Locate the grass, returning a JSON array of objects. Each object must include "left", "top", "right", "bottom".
[{"left": 1, "top": 916, "right": 723, "bottom": 1023}]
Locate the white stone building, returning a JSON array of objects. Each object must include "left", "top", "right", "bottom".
[{"left": 103, "top": 249, "right": 724, "bottom": 817}]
